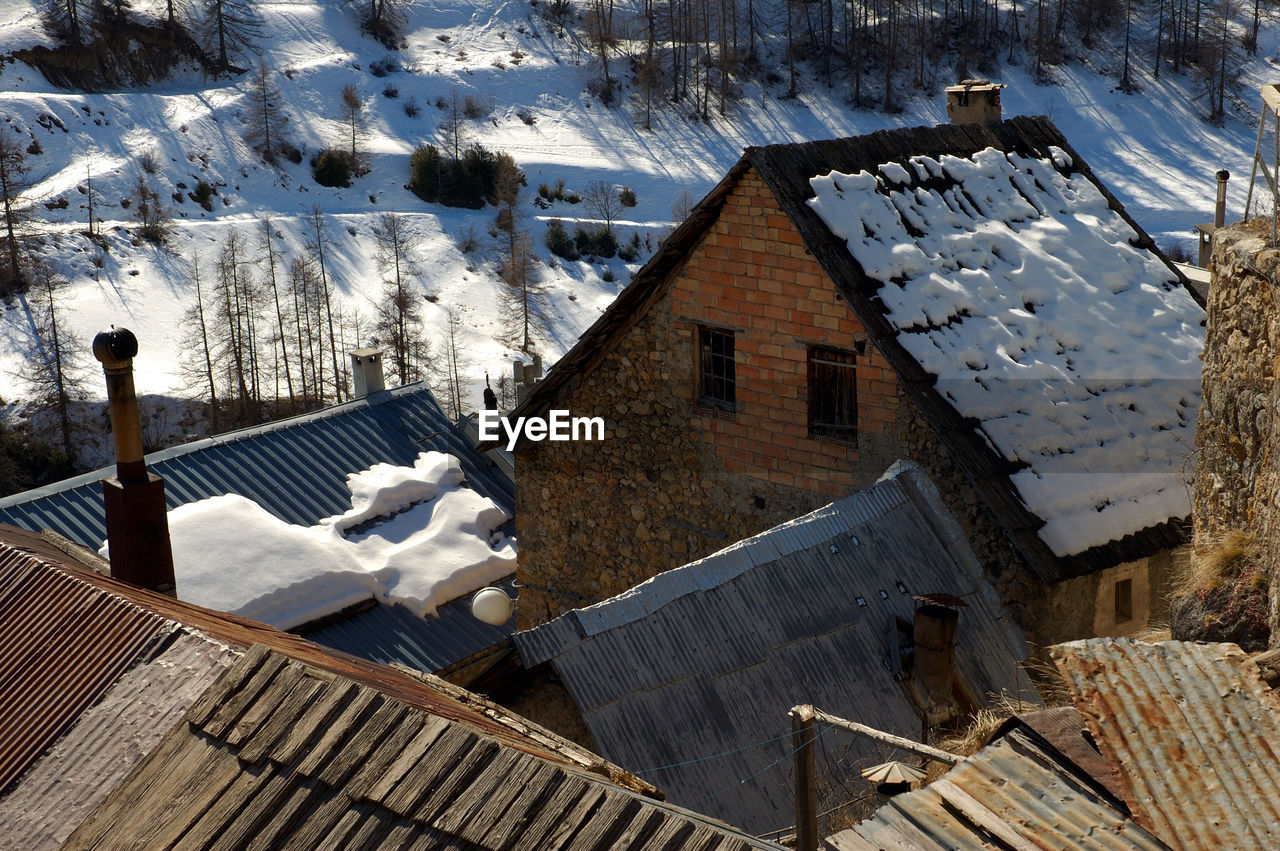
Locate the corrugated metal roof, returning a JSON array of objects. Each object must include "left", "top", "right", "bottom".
[
  {"left": 0, "top": 548, "right": 173, "bottom": 794},
  {"left": 0, "top": 383, "right": 513, "bottom": 550},
  {"left": 827, "top": 729, "right": 1168, "bottom": 850},
  {"left": 63, "top": 645, "right": 783, "bottom": 850},
  {"left": 301, "top": 576, "right": 517, "bottom": 673},
  {"left": 1051, "top": 638, "right": 1280, "bottom": 849},
  {"left": 515, "top": 463, "right": 1039, "bottom": 835},
  {"left": 0, "top": 632, "right": 236, "bottom": 850}
]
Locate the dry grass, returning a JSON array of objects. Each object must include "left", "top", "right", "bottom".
[{"left": 1171, "top": 532, "right": 1257, "bottom": 600}]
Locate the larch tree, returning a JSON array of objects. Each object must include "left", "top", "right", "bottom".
[
  {"left": 201, "top": 0, "right": 260, "bottom": 73},
  {"left": 25, "top": 258, "right": 87, "bottom": 460},
  {"left": 305, "top": 205, "right": 343, "bottom": 402},
  {"left": 340, "top": 83, "right": 364, "bottom": 163},
  {"left": 243, "top": 59, "right": 290, "bottom": 163},
  {"left": 0, "top": 127, "right": 32, "bottom": 297},
  {"left": 371, "top": 212, "right": 429, "bottom": 386},
  {"left": 179, "top": 253, "right": 222, "bottom": 432}
]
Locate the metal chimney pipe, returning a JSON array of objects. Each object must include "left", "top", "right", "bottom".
[
  {"left": 1214, "top": 169, "right": 1230, "bottom": 229},
  {"left": 93, "top": 327, "right": 176, "bottom": 597}
]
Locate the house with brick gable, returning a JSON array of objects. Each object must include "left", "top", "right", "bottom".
[{"left": 493, "top": 116, "right": 1205, "bottom": 646}]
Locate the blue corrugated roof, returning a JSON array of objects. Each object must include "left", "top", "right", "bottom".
[
  {"left": 0, "top": 383, "right": 514, "bottom": 550},
  {"left": 0, "top": 384, "right": 515, "bottom": 675},
  {"left": 302, "top": 576, "right": 517, "bottom": 673}
]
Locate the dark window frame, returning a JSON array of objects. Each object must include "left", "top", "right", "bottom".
[
  {"left": 698, "top": 326, "right": 736, "bottom": 411},
  {"left": 1114, "top": 578, "right": 1134, "bottom": 623},
  {"left": 808, "top": 343, "right": 863, "bottom": 442}
]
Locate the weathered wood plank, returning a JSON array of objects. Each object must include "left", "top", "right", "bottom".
[
  {"left": 169, "top": 761, "right": 285, "bottom": 851},
  {"left": 343, "top": 711, "right": 427, "bottom": 800},
  {"left": 293, "top": 688, "right": 382, "bottom": 778},
  {"left": 429, "top": 747, "right": 532, "bottom": 837},
  {"left": 564, "top": 792, "right": 641, "bottom": 851},
  {"left": 225, "top": 661, "right": 308, "bottom": 747},
  {"left": 274, "top": 782, "right": 355, "bottom": 851},
  {"left": 508, "top": 775, "right": 596, "bottom": 851},
  {"left": 607, "top": 807, "right": 666, "bottom": 850},
  {"left": 312, "top": 804, "right": 371, "bottom": 851},
  {"left": 638, "top": 818, "right": 696, "bottom": 851},
  {"left": 238, "top": 674, "right": 326, "bottom": 765},
  {"left": 272, "top": 677, "right": 361, "bottom": 766},
  {"left": 186, "top": 644, "right": 270, "bottom": 727},
  {"left": 379, "top": 725, "right": 479, "bottom": 815},
  {"left": 409, "top": 737, "right": 501, "bottom": 824},
  {"left": 202, "top": 651, "right": 289, "bottom": 739},
  {"left": 206, "top": 765, "right": 304, "bottom": 849},
  {"left": 360, "top": 714, "right": 452, "bottom": 804},
  {"left": 521, "top": 779, "right": 607, "bottom": 851},
  {"left": 314, "top": 700, "right": 409, "bottom": 787},
  {"left": 476, "top": 761, "right": 568, "bottom": 849},
  {"left": 242, "top": 775, "right": 332, "bottom": 851}
]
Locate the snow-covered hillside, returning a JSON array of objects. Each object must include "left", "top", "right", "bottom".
[{"left": 0, "top": 0, "right": 1273, "bottom": 414}]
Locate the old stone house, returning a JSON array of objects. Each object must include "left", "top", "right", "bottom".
[{"left": 496, "top": 116, "right": 1205, "bottom": 646}]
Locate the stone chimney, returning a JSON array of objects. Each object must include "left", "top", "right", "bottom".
[
  {"left": 350, "top": 348, "right": 385, "bottom": 399},
  {"left": 912, "top": 597, "right": 961, "bottom": 723},
  {"left": 945, "top": 80, "right": 1006, "bottom": 126},
  {"left": 93, "top": 327, "right": 176, "bottom": 597}
]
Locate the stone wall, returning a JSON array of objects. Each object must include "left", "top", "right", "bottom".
[
  {"left": 514, "top": 167, "right": 912, "bottom": 628},
  {"left": 1194, "top": 225, "right": 1280, "bottom": 646}
]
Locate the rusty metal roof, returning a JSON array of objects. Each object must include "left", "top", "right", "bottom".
[
  {"left": 63, "top": 645, "right": 782, "bottom": 850},
  {"left": 826, "top": 728, "right": 1167, "bottom": 850},
  {"left": 1051, "top": 638, "right": 1280, "bottom": 849},
  {"left": 0, "top": 547, "right": 173, "bottom": 795},
  {"left": 0, "top": 632, "right": 236, "bottom": 849}
]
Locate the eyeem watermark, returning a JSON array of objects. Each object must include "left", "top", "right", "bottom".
[{"left": 479, "top": 410, "right": 605, "bottom": 451}]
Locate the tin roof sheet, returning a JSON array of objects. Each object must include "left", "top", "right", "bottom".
[
  {"left": 516, "top": 463, "right": 1038, "bottom": 835},
  {"left": 828, "top": 729, "right": 1167, "bottom": 850},
  {"left": 1051, "top": 638, "right": 1280, "bottom": 849},
  {"left": 0, "top": 383, "right": 513, "bottom": 550}
]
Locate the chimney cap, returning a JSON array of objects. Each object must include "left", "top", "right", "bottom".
[
  {"left": 351, "top": 347, "right": 381, "bottom": 358},
  {"left": 92, "top": 326, "right": 139, "bottom": 365},
  {"left": 1217, "top": 169, "right": 1231, "bottom": 182}
]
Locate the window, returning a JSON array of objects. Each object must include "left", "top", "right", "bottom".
[
  {"left": 809, "top": 345, "right": 861, "bottom": 440},
  {"left": 699, "top": 326, "right": 736, "bottom": 410},
  {"left": 1114, "top": 578, "right": 1133, "bottom": 623}
]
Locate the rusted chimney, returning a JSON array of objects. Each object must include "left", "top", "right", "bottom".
[
  {"left": 945, "top": 79, "right": 1006, "bottom": 127},
  {"left": 350, "top": 348, "right": 385, "bottom": 398},
  {"left": 93, "top": 326, "right": 176, "bottom": 597},
  {"left": 912, "top": 599, "right": 960, "bottom": 722},
  {"left": 1196, "top": 169, "right": 1231, "bottom": 267}
]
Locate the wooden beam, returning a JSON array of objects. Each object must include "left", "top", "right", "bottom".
[{"left": 798, "top": 705, "right": 963, "bottom": 766}]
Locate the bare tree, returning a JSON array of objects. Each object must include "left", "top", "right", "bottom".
[
  {"left": 306, "top": 205, "right": 343, "bottom": 402},
  {"left": 179, "top": 253, "right": 221, "bottom": 432},
  {"left": 438, "top": 308, "right": 468, "bottom": 420},
  {"left": 25, "top": 258, "right": 87, "bottom": 459},
  {"left": 500, "top": 232, "right": 550, "bottom": 353},
  {"left": 341, "top": 83, "right": 364, "bottom": 163},
  {"left": 584, "top": 179, "right": 622, "bottom": 235},
  {"left": 201, "top": 0, "right": 260, "bottom": 73},
  {"left": 243, "top": 58, "right": 290, "bottom": 163},
  {"left": 371, "top": 213, "right": 430, "bottom": 385},
  {"left": 40, "top": 0, "right": 88, "bottom": 44},
  {"left": 0, "top": 127, "right": 32, "bottom": 297},
  {"left": 364, "top": 0, "right": 408, "bottom": 45},
  {"left": 257, "top": 216, "right": 295, "bottom": 407},
  {"left": 131, "top": 173, "right": 172, "bottom": 243}
]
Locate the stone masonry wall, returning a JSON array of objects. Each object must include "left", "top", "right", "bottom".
[
  {"left": 514, "top": 168, "right": 911, "bottom": 628},
  {"left": 1194, "top": 225, "right": 1280, "bottom": 645}
]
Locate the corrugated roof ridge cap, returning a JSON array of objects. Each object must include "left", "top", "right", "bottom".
[{"left": 520, "top": 473, "right": 921, "bottom": 654}]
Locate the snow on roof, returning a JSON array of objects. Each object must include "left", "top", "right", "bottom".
[
  {"left": 103, "top": 452, "right": 517, "bottom": 630},
  {"left": 808, "top": 146, "right": 1205, "bottom": 556}
]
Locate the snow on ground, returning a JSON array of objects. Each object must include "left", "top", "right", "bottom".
[
  {"left": 102, "top": 451, "right": 518, "bottom": 629},
  {"left": 809, "top": 147, "right": 1205, "bottom": 556},
  {"left": 0, "top": 0, "right": 1274, "bottom": 408}
]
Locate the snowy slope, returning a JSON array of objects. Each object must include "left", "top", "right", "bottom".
[{"left": 0, "top": 0, "right": 1272, "bottom": 409}]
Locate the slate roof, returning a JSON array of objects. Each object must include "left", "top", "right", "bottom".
[
  {"left": 0, "top": 540, "right": 781, "bottom": 850},
  {"left": 0, "top": 383, "right": 516, "bottom": 673},
  {"left": 497, "top": 117, "right": 1203, "bottom": 582},
  {"left": 516, "top": 462, "right": 1038, "bottom": 836}
]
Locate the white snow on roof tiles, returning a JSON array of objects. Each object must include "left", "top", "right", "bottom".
[
  {"left": 807, "top": 147, "right": 1204, "bottom": 556},
  {"left": 103, "top": 451, "right": 517, "bottom": 630}
]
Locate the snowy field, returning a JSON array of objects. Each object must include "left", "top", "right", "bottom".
[{"left": 0, "top": 0, "right": 1275, "bottom": 412}]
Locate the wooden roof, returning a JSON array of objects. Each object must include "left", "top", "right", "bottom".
[
  {"left": 498, "top": 117, "right": 1199, "bottom": 582},
  {"left": 63, "top": 644, "right": 780, "bottom": 850}
]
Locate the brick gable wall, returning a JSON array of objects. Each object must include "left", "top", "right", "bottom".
[{"left": 514, "top": 168, "right": 912, "bottom": 628}]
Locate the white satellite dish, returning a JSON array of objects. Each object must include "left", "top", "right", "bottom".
[{"left": 471, "top": 586, "right": 514, "bottom": 625}]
